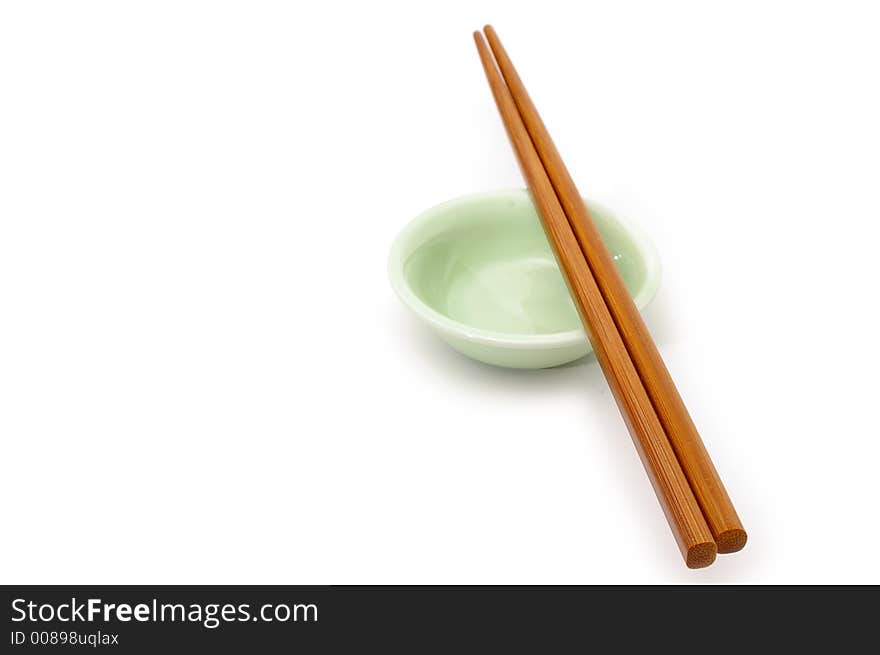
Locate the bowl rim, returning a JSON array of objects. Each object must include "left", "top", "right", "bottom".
[{"left": 388, "top": 189, "right": 661, "bottom": 351}]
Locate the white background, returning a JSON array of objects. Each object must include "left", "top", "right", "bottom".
[{"left": 1, "top": 1, "right": 878, "bottom": 584}]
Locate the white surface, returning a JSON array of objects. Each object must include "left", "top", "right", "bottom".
[{"left": 1, "top": 1, "right": 878, "bottom": 584}]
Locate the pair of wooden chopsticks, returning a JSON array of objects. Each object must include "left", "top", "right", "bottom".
[{"left": 474, "top": 25, "right": 745, "bottom": 568}]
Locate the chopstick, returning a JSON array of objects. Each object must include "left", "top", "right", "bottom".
[
  {"left": 481, "top": 25, "right": 747, "bottom": 553},
  {"left": 474, "top": 31, "right": 717, "bottom": 568}
]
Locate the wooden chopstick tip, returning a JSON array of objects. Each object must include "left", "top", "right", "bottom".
[
  {"left": 472, "top": 30, "right": 490, "bottom": 56},
  {"left": 472, "top": 31, "right": 495, "bottom": 71}
]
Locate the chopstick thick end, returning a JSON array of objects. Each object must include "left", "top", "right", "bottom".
[
  {"left": 716, "top": 528, "right": 748, "bottom": 554},
  {"left": 686, "top": 542, "right": 718, "bottom": 569}
]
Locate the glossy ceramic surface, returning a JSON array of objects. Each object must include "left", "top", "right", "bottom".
[{"left": 389, "top": 189, "right": 661, "bottom": 368}]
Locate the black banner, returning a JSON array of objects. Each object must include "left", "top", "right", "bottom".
[{"left": 1, "top": 586, "right": 875, "bottom": 652}]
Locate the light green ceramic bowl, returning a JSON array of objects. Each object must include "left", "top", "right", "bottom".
[{"left": 389, "top": 189, "right": 660, "bottom": 369}]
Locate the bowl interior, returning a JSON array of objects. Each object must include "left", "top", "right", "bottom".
[{"left": 401, "top": 192, "right": 648, "bottom": 338}]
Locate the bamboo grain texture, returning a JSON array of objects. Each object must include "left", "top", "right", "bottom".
[
  {"left": 482, "top": 25, "right": 746, "bottom": 554},
  {"left": 474, "top": 31, "right": 717, "bottom": 568}
]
